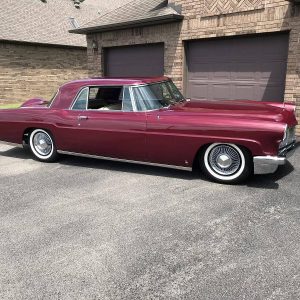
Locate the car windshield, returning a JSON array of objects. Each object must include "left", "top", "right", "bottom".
[{"left": 132, "top": 80, "right": 185, "bottom": 111}]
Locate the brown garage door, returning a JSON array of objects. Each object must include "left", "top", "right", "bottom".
[
  {"left": 186, "top": 33, "right": 289, "bottom": 102},
  {"left": 104, "top": 43, "right": 164, "bottom": 77}
]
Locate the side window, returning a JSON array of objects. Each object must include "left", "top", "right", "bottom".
[
  {"left": 72, "top": 88, "right": 88, "bottom": 110},
  {"left": 72, "top": 86, "right": 135, "bottom": 111},
  {"left": 88, "top": 86, "right": 123, "bottom": 111}
]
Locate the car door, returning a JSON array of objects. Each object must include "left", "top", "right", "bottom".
[
  {"left": 146, "top": 109, "right": 195, "bottom": 168},
  {"left": 59, "top": 85, "right": 147, "bottom": 162},
  {"left": 129, "top": 80, "right": 194, "bottom": 168}
]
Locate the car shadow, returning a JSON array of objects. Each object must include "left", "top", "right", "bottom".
[
  {"left": 245, "top": 161, "right": 294, "bottom": 190},
  {"left": 0, "top": 147, "right": 199, "bottom": 180},
  {"left": 0, "top": 146, "right": 32, "bottom": 159},
  {"left": 0, "top": 144, "right": 298, "bottom": 185},
  {"left": 59, "top": 154, "right": 200, "bottom": 180}
]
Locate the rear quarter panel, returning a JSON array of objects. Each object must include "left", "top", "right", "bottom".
[{"left": 0, "top": 108, "right": 61, "bottom": 144}]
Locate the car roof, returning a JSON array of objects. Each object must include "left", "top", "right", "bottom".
[{"left": 62, "top": 76, "right": 170, "bottom": 87}]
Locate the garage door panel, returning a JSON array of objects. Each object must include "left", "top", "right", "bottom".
[
  {"left": 186, "top": 33, "right": 289, "bottom": 102},
  {"left": 188, "top": 82, "right": 209, "bottom": 100},
  {"left": 212, "top": 64, "right": 232, "bottom": 80},
  {"left": 213, "top": 72, "right": 231, "bottom": 80},
  {"left": 211, "top": 84, "right": 231, "bottom": 100},
  {"left": 261, "top": 62, "right": 287, "bottom": 82},
  {"left": 234, "top": 64, "right": 257, "bottom": 80},
  {"left": 105, "top": 43, "right": 164, "bottom": 77},
  {"left": 234, "top": 84, "right": 256, "bottom": 101},
  {"left": 261, "top": 85, "right": 285, "bottom": 102}
]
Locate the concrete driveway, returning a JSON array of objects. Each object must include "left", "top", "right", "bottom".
[{"left": 0, "top": 142, "right": 300, "bottom": 300}]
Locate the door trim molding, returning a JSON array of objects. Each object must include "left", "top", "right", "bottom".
[{"left": 57, "top": 150, "right": 192, "bottom": 171}]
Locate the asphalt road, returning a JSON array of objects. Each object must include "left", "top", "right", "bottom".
[{"left": 0, "top": 142, "right": 300, "bottom": 300}]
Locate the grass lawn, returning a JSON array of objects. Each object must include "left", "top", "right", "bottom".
[{"left": 0, "top": 103, "right": 23, "bottom": 109}]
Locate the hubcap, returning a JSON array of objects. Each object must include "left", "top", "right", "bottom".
[
  {"left": 216, "top": 154, "right": 232, "bottom": 168},
  {"left": 208, "top": 145, "right": 241, "bottom": 176},
  {"left": 33, "top": 132, "right": 52, "bottom": 156}
]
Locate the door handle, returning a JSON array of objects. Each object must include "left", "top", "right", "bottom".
[{"left": 78, "top": 116, "right": 88, "bottom": 121}]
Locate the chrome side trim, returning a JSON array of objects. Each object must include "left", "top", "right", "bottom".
[
  {"left": 0, "top": 141, "right": 23, "bottom": 148},
  {"left": 253, "top": 156, "right": 286, "bottom": 175},
  {"left": 57, "top": 150, "right": 192, "bottom": 171}
]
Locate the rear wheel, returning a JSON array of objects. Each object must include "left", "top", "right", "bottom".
[
  {"left": 29, "top": 129, "right": 58, "bottom": 162},
  {"left": 200, "top": 143, "right": 252, "bottom": 184}
]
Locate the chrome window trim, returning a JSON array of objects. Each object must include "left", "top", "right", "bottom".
[
  {"left": 122, "top": 86, "right": 126, "bottom": 111},
  {"left": 122, "top": 86, "right": 135, "bottom": 112},
  {"left": 129, "top": 86, "right": 138, "bottom": 112}
]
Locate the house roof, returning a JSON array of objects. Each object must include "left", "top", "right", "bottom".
[
  {"left": 0, "top": 0, "right": 131, "bottom": 47},
  {"left": 70, "top": 0, "right": 183, "bottom": 34}
]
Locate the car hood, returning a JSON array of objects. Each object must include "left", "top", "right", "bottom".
[{"left": 171, "top": 99, "right": 297, "bottom": 126}]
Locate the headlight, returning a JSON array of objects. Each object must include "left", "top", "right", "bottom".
[{"left": 279, "top": 125, "right": 296, "bottom": 149}]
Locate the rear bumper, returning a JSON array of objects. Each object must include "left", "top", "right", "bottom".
[{"left": 253, "top": 142, "right": 296, "bottom": 175}]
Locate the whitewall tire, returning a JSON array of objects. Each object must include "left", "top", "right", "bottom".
[
  {"left": 29, "top": 129, "right": 58, "bottom": 162},
  {"left": 200, "top": 143, "right": 252, "bottom": 183}
]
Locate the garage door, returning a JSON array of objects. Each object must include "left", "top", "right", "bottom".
[
  {"left": 186, "top": 33, "right": 289, "bottom": 102},
  {"left": 104, "top": 43, "right": 164, "bottom": 77}
]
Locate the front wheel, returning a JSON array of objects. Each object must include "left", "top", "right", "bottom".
[
  {"left": 29, "top": 129, "right": 58, "bottom": 162},
  {"left": 200, "top": 143, "right": 252, "bottom": 184}
]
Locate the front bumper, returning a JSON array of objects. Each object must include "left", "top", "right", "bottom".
[{"left": 253, "top": 142, "right": 296, "bottom": 175}]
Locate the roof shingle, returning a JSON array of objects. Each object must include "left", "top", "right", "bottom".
[{"left": 0, "top": 0, "right": 131, "bottom": 47}]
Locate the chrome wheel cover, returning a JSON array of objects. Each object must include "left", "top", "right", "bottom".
[
  {"left": 32, "top": 132, "right": 53, "bottom": 156},
  {"left": 208, "top": 144, "right": 241, "bottom": 176}
]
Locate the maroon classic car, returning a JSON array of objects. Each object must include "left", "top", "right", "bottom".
[{"left": 0, "top": 77, "right": 297, "bottom": 183}]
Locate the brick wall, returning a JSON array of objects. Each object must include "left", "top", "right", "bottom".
[
  {"left": 87, "top": 22, "right": 183, "bottom": 87},
  {"left": 0, "top": 42, "right": 88, "bottom": 104},
  {"left": 87, "top": 0, "right": 300, "bottom": 134}
]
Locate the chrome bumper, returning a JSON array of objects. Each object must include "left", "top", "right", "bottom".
[{"left": 253, "top": 142, "right": 296, "bottom": 175}]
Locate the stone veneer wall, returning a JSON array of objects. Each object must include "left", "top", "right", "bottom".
[
  {"left": 87, "top": 0, "right": 300, "bottom": 134},
  {"left": 0, "top": 42, "right": 88, "bottom": 104}
]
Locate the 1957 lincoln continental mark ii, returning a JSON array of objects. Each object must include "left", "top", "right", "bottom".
[{"left": 0, "top": 77, "right": 297, "bottom": 183}]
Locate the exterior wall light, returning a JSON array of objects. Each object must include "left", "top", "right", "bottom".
[{"left": 92, "top": 40, "right": 98, "bottom": 51}]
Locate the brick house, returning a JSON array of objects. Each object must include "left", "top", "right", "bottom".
[
  {"left": 71, "top": 0, "right": 300, "bottom": 134},
  {"left": 0, "top": 0, "right": 127, "bottom": 104}
]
